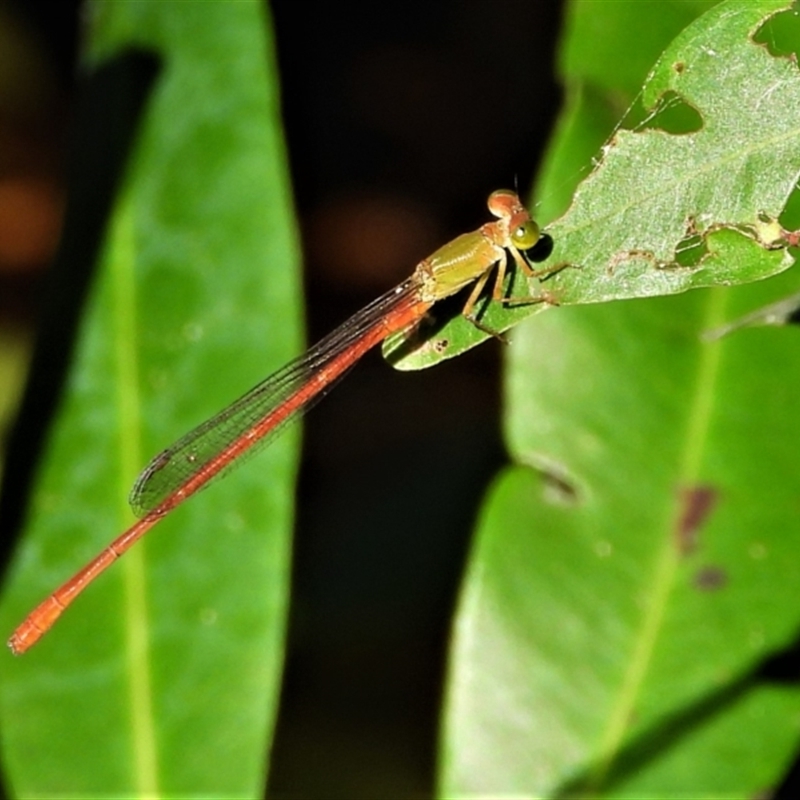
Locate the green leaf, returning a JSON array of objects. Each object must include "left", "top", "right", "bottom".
[
  {"left": 559, "top": 0, "right": 720, "bottom": 99},
  {"left": 389, "top": 0, "right": 800, "bottom": 370},
  {"left": 440, "top": 268, "right": 800, "bottom": 797},
  {"left": 539, "top": 0, "right": 722, "bottom": 234},
  {"left": 0, "top": 2, "right": 301, "bottom": 797},
  {"left": 439, "top": 1, "right": 800, "bottom": 796}
]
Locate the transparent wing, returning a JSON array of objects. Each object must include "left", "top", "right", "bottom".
[{"left": 129, "top": 277, "right": 427, "bottom": 517}]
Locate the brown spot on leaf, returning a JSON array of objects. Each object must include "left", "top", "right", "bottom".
[
  {"left": 694, "top": 565, "right": 728, "bottom": 591},
  {"left": 676, "top": 485, "right": 719, "bottom": 555},
  {"left": 541, "top": 469, "right": 579, "bottom": 506}
]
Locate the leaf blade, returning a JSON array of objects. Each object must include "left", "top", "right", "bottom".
[
  {"left": 391, "top": 0, "right": 799, "bottom": 370},
  {"left": 0, "top": 2, "right": 301, "bottom": 796}
]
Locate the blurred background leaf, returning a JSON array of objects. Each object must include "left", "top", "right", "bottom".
[{"left": 0, "top": 2, "right": 301, "bottom": 796}]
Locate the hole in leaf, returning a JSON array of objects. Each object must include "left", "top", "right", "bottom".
[
  {"left": 674, "top": 231, "right": 709, "bottom": 267},
  {"left": 779, "top": 179, "right": 800, "bottom": 233},
  {"left": 637, "top": 90, "right": 703, "bottom": 135},
  {"left": 754, "top": 4, "right": 800, "bottom": 64}
]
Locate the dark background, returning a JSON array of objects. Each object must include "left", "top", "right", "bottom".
[{"left": 0, "top": 1, "right": 564, "bottom": 796}]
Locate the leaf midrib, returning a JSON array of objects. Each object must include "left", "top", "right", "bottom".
[{"left": 588, "top": 286, "right": 728, "bottom": 791}]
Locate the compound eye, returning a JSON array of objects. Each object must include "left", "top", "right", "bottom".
[
  {"left": 487, "top": 189, "right": 517, "bottom": 217},
  {"left": 512, "top": 220, "right": 540, "bottom": 250}
]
